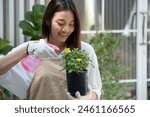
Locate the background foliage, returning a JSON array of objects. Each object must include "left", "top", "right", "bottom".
[
  {"left": 0, "top": 38, "right": 13, "bottom": 99},
  {"left": 19, "top": 4, "right": 46, "bottom": 40},
  {"left": 90, "top": 33, "right": 128, "bottom": 99}
]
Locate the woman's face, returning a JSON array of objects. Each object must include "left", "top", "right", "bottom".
[{"left": 49, "top": 10, "right": 75, "bottom": 45}]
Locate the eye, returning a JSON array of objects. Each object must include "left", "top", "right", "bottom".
[
  {"left": 69, "top": 23, "right": 74, "bottom": 27},
  {"left": 57, "top": 22, "right": 65, "bottom": 26}
]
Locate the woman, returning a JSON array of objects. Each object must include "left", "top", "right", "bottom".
[{"left": 0, "top": 0, "right": 102, "bottom": 100}]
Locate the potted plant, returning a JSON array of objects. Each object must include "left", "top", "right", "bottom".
[
  {"left": 62, "top": 48, "right": 92, "bottom": 97},
  {"left": 19, "top": 4, "right": 46, "bottom": 40}
]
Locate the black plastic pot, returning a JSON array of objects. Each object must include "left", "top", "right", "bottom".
[{"left": 66, "top": 71, "right": 88, "bottom": 97}]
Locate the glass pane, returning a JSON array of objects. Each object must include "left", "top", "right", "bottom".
[
  {"left": 95, "top": 0, "right": 137, "bottom": 30},
  {"left": 114, "top": 33, "right": 136, "bottom": 80},
  {"left": 105, "top": 0, "right": 136, "bottom": 30},
  {"left": 74, "top": 0, "right": 137, "bottom": 30},
  {"left": 81, "top": 33, "right": 136, "bottom": 99},
  {"left": 81, "top": 32, "right": 136, "bottom": 80},
  {"left": 126, "top": 83, "right": 136, "bottom": 100},
  {"left": 73, "top": 0, "right": 86, "bottom": 30},
  {"left": 74, "top": 0, "right": 97, "bottom": 30}
]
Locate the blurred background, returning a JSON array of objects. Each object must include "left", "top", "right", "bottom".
[{"left": 0, "top": 0, "right": 150, "bottom": 100}]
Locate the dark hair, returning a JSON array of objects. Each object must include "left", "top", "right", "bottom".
[{"left": 42, "top": 0, "right": 81, "bottom": 48}]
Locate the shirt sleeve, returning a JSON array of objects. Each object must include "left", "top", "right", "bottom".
[
  {"left": 81, "top": 41, "right": 102, "bottom": 99},
  {"left": 0, "top": 62, "right": 33, "bottom": 99},
  {"left": 0, "top": 42, "right": 33, "bottom": 99}
]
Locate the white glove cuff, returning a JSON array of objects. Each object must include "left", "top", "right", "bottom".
[{"left": 27, "top": 43, "right": 37, "bottom": 55}]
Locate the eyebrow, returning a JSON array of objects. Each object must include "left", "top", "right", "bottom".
[{"left": 57, "top": 19, "right": 74, "bottom": 22}]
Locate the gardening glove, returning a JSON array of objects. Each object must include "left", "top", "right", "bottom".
[
  {"left": 66, "top": 90, "right": 93, "bottom": 100},
  {"left": 27, "top": 41, "right": 59, "bottom": 59}
]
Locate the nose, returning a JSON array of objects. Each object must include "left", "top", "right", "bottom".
[
  {"left": 61, "top": 25, "right": 72, "bottom": 34},
  {"left": 61, "top": 27, "right": 68, "bottom": 34},
  {"left": 62, "top": 28, "right": 67, "bottom": 32}
]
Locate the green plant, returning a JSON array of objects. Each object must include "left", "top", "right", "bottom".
[
  {"left": 0, "top": 39, "right": 14, "bottom": 54},
  {"left": 19, "top": 4, "right": 46, "bottom": 40},
  {"left": 90, "top": 33, "right": 128, "bottom": 99},
  {"left": 62, "top": 48, "right": 92, "bottom": 73},
  {"left": 0, "top": 86, "right": 11, "bottom": 100},
  {"left": 0, "top": 38, "right": 13, "bottom": 99}
]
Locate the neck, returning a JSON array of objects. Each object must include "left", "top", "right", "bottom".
[{"left": 47, "top": 37, "right": 66, "bottom": 52}]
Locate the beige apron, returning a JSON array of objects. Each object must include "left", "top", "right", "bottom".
[{"left": 27, "top": 58, "right": 67, "bottom": 100}]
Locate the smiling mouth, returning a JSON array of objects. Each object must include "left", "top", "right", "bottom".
[{"left": 59, "top": 32, "right": 68, "bottom": 37}]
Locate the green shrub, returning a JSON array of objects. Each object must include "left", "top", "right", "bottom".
[
  {"left": 90, "top": 33, "right": 128, "bottom": 99},
  {"left": 0, "top": 39, "right": 13, "bottom": 54},
  {"left": 0, "top": 38, "right": 13, "bottom": 99},
  {"left": 0, "top": 86, "right": 11, "bottom": 100},
  {"left": 19, "top": 4, "right": 46, "bottom": 40}
]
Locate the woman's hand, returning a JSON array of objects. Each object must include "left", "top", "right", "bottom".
[
  {"left": 66, "top": 91, "right": 93, "bottom": 100},
  {"left": 27, "top": 41, "right": 57, "bottom": 58}
]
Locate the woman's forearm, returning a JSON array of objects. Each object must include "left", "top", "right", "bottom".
[{"left": 0, "top": 45, "right": 28, "bottom": 75}]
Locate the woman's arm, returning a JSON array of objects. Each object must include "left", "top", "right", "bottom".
[
  {"left": 81, "top": 41, "right": 102, "bottom": 100},
  {"left": 0, "top": 44, "right": 28, "bottom": 75},
  {"left": 88, "top": 47, "right": 102, "bottom": 100},
  {"left": 0, "top": 39, "right": 58, "bottom": 75}
]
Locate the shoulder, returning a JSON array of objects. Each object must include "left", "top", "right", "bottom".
[
  {"left": 81, "top": 41, "right": 93, "bottom": 50},
  {"left": 81, "top": 41, "right": 98, "bottom": 61},
  {"left": 29, "top": 39, "right": 46, "bottom": 44},
  {"left": 81, "top": 41, "right": 95, "bottom": 53},
  {"left": 38, "top": 39, "right": 47, "bottom": 43}
]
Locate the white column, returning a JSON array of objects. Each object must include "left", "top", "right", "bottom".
[
  {"left": 15, "top": 0, "right": 25, "bottom": 45},
  {"left": 26, "top": 0, "right": 35, "bottom": 11},
  {"left": 38, "top": 0, "right": 45, "bottom": 5},
  {"left": 136, "top": 0, "right": 147, "bottom": 99},
  {"left": 0, "top": 0, "right": 3, "bottom": 38},
  {"left": 101, "top": 0, "right": 105, "bottom": 31},
  {"left": 6, "top": 0, "right": 15, "bottom": 46},
  {"left": 85, "top": 0, "right": 95, "bottom": 30}
]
